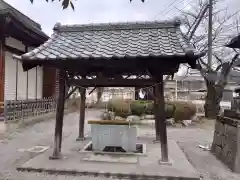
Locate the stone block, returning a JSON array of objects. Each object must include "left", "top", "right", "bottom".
[
  {"left": 214, "top": 132, "right": 222, "bottom": 146},
  {"left": 221, "top": 143, "right": 230, "bottom": 159},
  {"left": 213, "top": 145, "right": 222, "bottom": 157},
  {"left": 224, "top": 124, "right": 228, "bottom": 134},
  {"left": 234, "top": 154, "right": 240, "bottom": 173},
  {"left": 226, "top": 125, "right": 237, "bottom": 137},
  {"left": 223, "top": 117, "right": 238, "bottom": 127},
  {"left": 213, "top": 116, "right": 240, "bottom": 173},
  {"left": 91, "top": 124, "right": 137, "bottom": 152},
  {"left": 221, "top": 135, "right": 228, "bottom": 148},
  {"left": 212, "top": 131, "right": 217, "bottom": 145},
  {"left": 227, "top": 140, "right": 237, "bottom": 155},
  {"left": 224, "top": 109, "right": 237, "bottom": 119},
  {"left": 215, "top": 121, "right": 224, "bottom": 134}
]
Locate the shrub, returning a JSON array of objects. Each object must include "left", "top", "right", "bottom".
[
  {"left": 145, "top": 102, "right": 154, "bottom": 115},
  {"left": 130, "top": 100, "right": 175, "bottom": 118},
  {"left": 107, "top": 98, "right": 131, "bottom": 118},
  {"left": 165, "top": 102, "right": 176, "bottom": 119},
  {"left": 173, "top": 101, "right": 197, "bottom": 122},
  {"left": 130, "top": 100, "right": 146, "bottom": 116},
  {"left": 89, "top": 101, "right": 108, "bottom": 109},
  {"left": 106, "top": 99, "right": 197, "bottom": 121}
]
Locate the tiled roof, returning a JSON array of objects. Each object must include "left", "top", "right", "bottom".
[
  {"left": 19, "top": 19, "right": 202, "bottom": 61},
  {"left": 226, "top": 34, "right": 240, "bottom": 49},
  {"left": 0, "top": 0, "right": 48, "bottom": 39}
]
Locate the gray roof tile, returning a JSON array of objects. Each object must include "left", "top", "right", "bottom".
[
  {"left": 20, "top": 19, "right": 201, "bottom": 61},
  {"left": 226, "top": 34, "right": 240, "bottom": 49},
  {"left": 0, "top": 0, "right": 48, "bottom": 39}
]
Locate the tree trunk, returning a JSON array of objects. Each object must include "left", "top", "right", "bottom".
[
  {"left": 96, "top": 87, "right": 104, "bottom": 103},
  {"left": 204, "top": 80, "right": 224, "bottom": 119}
]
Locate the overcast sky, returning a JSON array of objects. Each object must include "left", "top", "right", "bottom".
[
  {"left": 6, "top": 0, "right": 240, "bottom": 76},
  {"left": 5, "top": 0, "right": 184, "bottom": 35},
  {"left": 6, "top": 0, "right": 239, "bottom": 35},
  {"left": 0, "top": 0, "right": 213, "bottom": 35}
]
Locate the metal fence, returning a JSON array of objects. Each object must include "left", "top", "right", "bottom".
[{"left": 4, "top": 97, "right": 57, "bottom": 122}]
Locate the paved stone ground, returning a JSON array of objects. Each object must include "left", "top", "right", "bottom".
[
  {"left": 0, "top": 110, "right": 240, "bottom": 180},
  {"left": 18, "top": 138, "right": 199, "bottom": 180}
]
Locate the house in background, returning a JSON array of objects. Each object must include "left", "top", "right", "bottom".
[{"left": 0, "top": 0, "right": 59, "bottom": 107}]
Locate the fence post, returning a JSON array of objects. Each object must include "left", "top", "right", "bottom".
[
  {"left": 20, "top": 100, "right": 23, "bottom": 121},
  {"left": 4, "top": 100, "right": 8, "bottom": 122}
]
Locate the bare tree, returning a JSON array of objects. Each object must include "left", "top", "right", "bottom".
[
  {"left": 181, "top": 0, "right": 240, "bottom": 118},
  {"left": 30, "top": 0, "right": 145, "bottom": 9}
]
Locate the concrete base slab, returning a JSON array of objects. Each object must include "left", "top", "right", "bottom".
[
  {"left": 17, "top": 138, "right": 200, "bottom": 180},
  {"left": 158, "top": 159, "right": 173, "bottom": 166},
  {"left": 82, "top": 154, "right": 138, "bottom": 164}
]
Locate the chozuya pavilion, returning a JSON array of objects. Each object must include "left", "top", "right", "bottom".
[{"left": 15, "top": 19, "right": 205, "bottom": 179}]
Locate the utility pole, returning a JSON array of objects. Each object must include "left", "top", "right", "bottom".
[{"left": 208, "top": 0, "right": 213, "bottom": 68}]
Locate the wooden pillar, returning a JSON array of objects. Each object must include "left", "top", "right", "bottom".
[
  {"left": 0, "top": 23, "right": 5, "bottom": 113},
  {"left": 50, "top": 69, "right": 66, "bottom": 160},
  {"left": 35, "top": 67, "right": 38, "bottom": 99},
  {"left": 153, "top": 86, "right": 160, "bottom": 142},
  {"left": 15, "top": 58, "right": 18, "bottom": 100},
  {"left": 76, "top": 87, "right": 86, "bottom": 141},
  {"left": 25, "top": 46, "right": 28, "bottom": 100},
  {"left": 155, "top": 75, "right": 169, "bottom": 162}
]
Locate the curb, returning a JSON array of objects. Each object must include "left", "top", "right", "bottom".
[{"left": 17, "top": 166, "right": 199, "bottom": 180}]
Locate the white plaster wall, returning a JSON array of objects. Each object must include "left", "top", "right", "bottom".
[
  {"left": 27, "top": 46, "right": 36, "bottom": 99},
  {"left": 28, "top": 68, "right": 37, "bottom": 99},
  {"left": 4, "top": 37, "right": 44, "bottom": 100},
  {"left": 5, "top": 37, "right": 25, "bottom": 52},
  {"left": 37, "top": 66, "right": 43, "bottom": 99},
  {"left": 4, "top": 51, "right": 17, "bottom": 100},
  {"left": 17, "top": 60, "right": 27, "bottom": 100}
]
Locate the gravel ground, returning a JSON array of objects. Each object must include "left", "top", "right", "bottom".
[{"left": 0, "top": 111, "right": 240, "bottom": 180}]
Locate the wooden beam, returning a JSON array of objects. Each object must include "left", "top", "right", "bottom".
[
  {"left": 88, "top": 87, "right": 97, "bottom": 95},
  {"left": 68, "top": 79, "right": 155, "bottom": 87},
  {"left": 50, "top": 70, "right": 66, "bottom": 160},
  {"left": 76, "top": 87, "right": 86, "bottom": 141},
  {"left": 4, "top": 45, "right": 24, "bottom": 55},
  {"left": 155, "top": 75, "right": 169, "bottom": 162}
]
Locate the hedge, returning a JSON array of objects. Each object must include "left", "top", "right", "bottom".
[{"left": 107, "top": 98, "right": 196, "bottom": 121}]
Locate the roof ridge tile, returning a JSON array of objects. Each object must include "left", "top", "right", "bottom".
[{"left": 53, "top": 19, "right": 181, "bottom": 32}]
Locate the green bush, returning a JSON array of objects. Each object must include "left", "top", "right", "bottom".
[
  {"left": 143, "top": 101, "right": 175, "bottom": 118},
  {"left": 145, "top": 102, "right": 154, "bottom": 115},
  {"left": 130, "top": 100, "right": 146, "bottom": 116},
  {"left": 107, "top": 98, "right": 131, "bottom": 118},
  {"left": 173, "top": 101, "right": 197, "bottom": 122},
  {"left": 106, "top": 99, "right": 196, "bottom": 120},
  {"left": 165, "top": 102, "right": 176, "bottom": 119}
]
